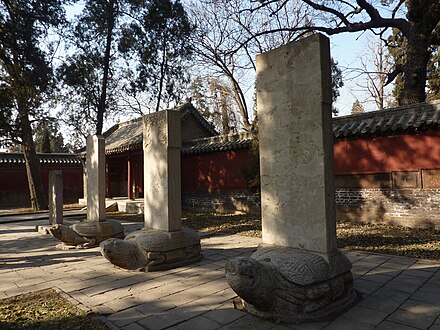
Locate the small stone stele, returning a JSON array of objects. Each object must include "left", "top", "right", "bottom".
[
  {"left": 225, "top": 246, "right": 357, "bottom": 324},
  {"left": 48, "top": 170, "right": 63, "bottom": 225}
]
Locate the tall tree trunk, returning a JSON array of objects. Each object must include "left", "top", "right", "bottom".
[
  {"left": 220, "top": 89, "right": 230, "bottom": 134},
  {"left": 399, "top": 29, "right": 430, "bottom": 105},
  {"left": 20, "top": 110, "right": 47, "bottom": 210},
  {"left": 227, "top": 75, "right": 252, "bottom": 130},
  {"left": 96, "top": 0, "right": 115, "bottom": 135},
  {"left": 399, "top": 0, "right": 440, "bottom": 105},
  {"left": 377, "top": 44, "right": 385, "bottom": 110}
]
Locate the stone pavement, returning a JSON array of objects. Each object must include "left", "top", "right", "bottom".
[
  {"left": 0, "top": 209, "right": 86, "bottom": 224},
  {"left": 0, "top": 219, "right": 439, "bottom": 330}
]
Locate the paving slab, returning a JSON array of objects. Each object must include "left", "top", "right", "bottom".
[
  {"left": 203, "top": 303, "right": 247, "bottom": 325},
  {"left": 323, "top": 316, "right": 375, "bottom": 330},
  {"left": 174, "top": 315, "right": 222, "bottom": 330},
  {"left": 357, "top": 289, "right": 411, "bottom": 314},
  {"left": 0, "top": 218, "right": 439, "bottom": 330}
]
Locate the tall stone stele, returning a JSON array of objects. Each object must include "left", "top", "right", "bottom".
[
  {"left": 225, "top": 34, "right": 357, "bottom": 323},
  {"left": 100, "top": 110, "right": 202, "bottom": 271},
  {"left": 48, "top": 135, "right": 124, "bottom": 248},
  {"left": 49, "top": 170, "right": 63, "bottom": 225}
]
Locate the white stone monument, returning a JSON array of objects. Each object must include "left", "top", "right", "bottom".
[
  {"left": 225, "top": 34, "right": 356, "bottom": 323},
  {"left": 100, "top": 110, "right": 202, "bottom": 271},
  {"left": 49, "top": 170, "right": 63, "bottom": 225},
  {"left": 48, "top": 135, "right": 124, "bottom": 248},
  {"left": 86, "top": 135, "right": 106, "bottom": 222},
  {"left": 143, "top": 110, "right": 181, "bottom": 232}
]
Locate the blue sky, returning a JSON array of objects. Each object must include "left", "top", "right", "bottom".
[{"left": 331, "top": 31, "right": 377, "bottom": 116}]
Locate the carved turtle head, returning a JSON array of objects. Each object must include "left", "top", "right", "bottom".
[
  {"left": 100, "top": 238, "right": 146, "bottom": 270},
  {"left": 48, "top": 224, "right": 63, "bottom": 240},
  {"left": 225, "top": 257, "right": 275, "bottom": 311},
  {"left": 48, "top": 224, "right": 82, "bottom": 245}
]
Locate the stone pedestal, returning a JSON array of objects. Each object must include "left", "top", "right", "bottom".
[
  {"left": 100, "top": 228, "right": 201, "bottom": 271},
  {"left": 100, "top": 110, "right": 201, "bottom": 271},
  {"left": 225, "top": 34, "right": 356, "bottom": 323},
  {"left": 49, "top": 170, "right": 63, "bottom": 225}
]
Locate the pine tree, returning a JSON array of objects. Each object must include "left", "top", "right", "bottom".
[
  {"left": 351, "top": 99, "right": 365, "bottom": 115},
  {"left": 388, "top": 24, "right": 440, "bottom": 104},
  {"left": 40, "top": 128, "right": 52, "bottom": 153},
  {"left": 0, "top": 0, "right": 66, "bottom": 210}
]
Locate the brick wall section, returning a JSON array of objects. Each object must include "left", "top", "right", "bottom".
[
  {"left": 335, "top": 188, "right": 440, "bottom": 229},
  {"left": 182, "top": 187, "right": 440, "bottom": 229},
  {"left": 182, "top": 190, "right": 261, "bottom": 214}
]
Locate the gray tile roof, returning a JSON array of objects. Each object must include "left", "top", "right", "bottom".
[
  {"left": 0, "top": 153, "right": 82, "bottom": 166},
  {"left": 104, "top": 117, "right": 144, "bottom": 155},
  {"left": 333, "top": 100, "right": 440, "bottom": 139},
  {"left": 104, "top": 103, "right": 218, "bottom": 155},
  {"left": 182, "top": 132, "right": 254, "bottom": 155}
]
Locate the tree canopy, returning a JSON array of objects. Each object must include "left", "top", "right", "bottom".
[
  {"left": 245, "top": 0, "right": 440, "bottom": 106},
  {"left": 58, "top": 0, "right": 193, "bottom": 146},
  {"left": 0, "top": 0, "right": 66, "bottom": 210}
]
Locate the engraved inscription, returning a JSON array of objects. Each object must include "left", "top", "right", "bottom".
[{"left": 143, "top": 113, "right": 168, "bottom": 148}]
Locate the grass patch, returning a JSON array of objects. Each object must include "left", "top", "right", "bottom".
[
  {"left": 0, "top": 289, "right": 107, "bottom": 330},
  {"left": 337, "top": 219, "right": 440, "bottom": 260}
]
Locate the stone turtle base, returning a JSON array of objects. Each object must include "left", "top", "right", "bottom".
[
  {"left": 100, "top": 227, "right": 202, "bottom": 272},
  {"left": 226, "top": 245, "right": 357, "bottom": 324},
  {"left": 48, "top": 219, "right": 125, "bottom": 249}
]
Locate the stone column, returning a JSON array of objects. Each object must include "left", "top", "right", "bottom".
[
  {"left": 49, "top": 170, "right": 63, "bottom": 225},
  {"left": 143, "top": 110, "right": 181, "bottom": 232},
  {"left": 127, "top": 156, "right": 133, "bottom": 200},
  {"left": 82, "top": 165, "right": 87, "bottom": 204},
  {"left": 86, "top": 135, "right": 106, "bottom": 222},
  {"left": 225, "top": 34, "right": 355, "bottom": 324}
]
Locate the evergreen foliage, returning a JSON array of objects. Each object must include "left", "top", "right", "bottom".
[
  {"left": 388, "top": 25, "right": 440, "bottom": 103},
  {"left": 0, "top": 0, "right": 66, "bottom": 210},
  {"left": 351, "top": 99, "right": 366, "bottom": 115},
  {"left": 58, "top": 0, "right": 193, "bottom": 144},
  {"left": 331, "top": 59, "right": 344, "bottom": 115}
]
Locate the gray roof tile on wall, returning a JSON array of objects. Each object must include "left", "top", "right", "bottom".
[
  {"left": 0, "top": 153, "right": 82, "bottom": 165},
  {"left": 333, "top": 100, "right": 440, "bottom": 139},
  {"left": 182, "top": 132, "right": 254, "bottom": 155}
]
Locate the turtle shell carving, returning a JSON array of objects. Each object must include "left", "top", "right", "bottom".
[
  {"left": 225, "top": 246, "right": 356, "bottom": 323},
  {"left": 72, "top": 220, "right": 124, "bottom": 239},
  {"left": 49, "top": 219, "right": 124, "bottom": 248},
  {"left": 125, "top": 227, "right": 200, "bottom": 252},
  {"left": 252, "top": 247, "right": 331, "bottom": 286},
  {"left": 100, "top": 227, "right": 202, "bottom": 271}
]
